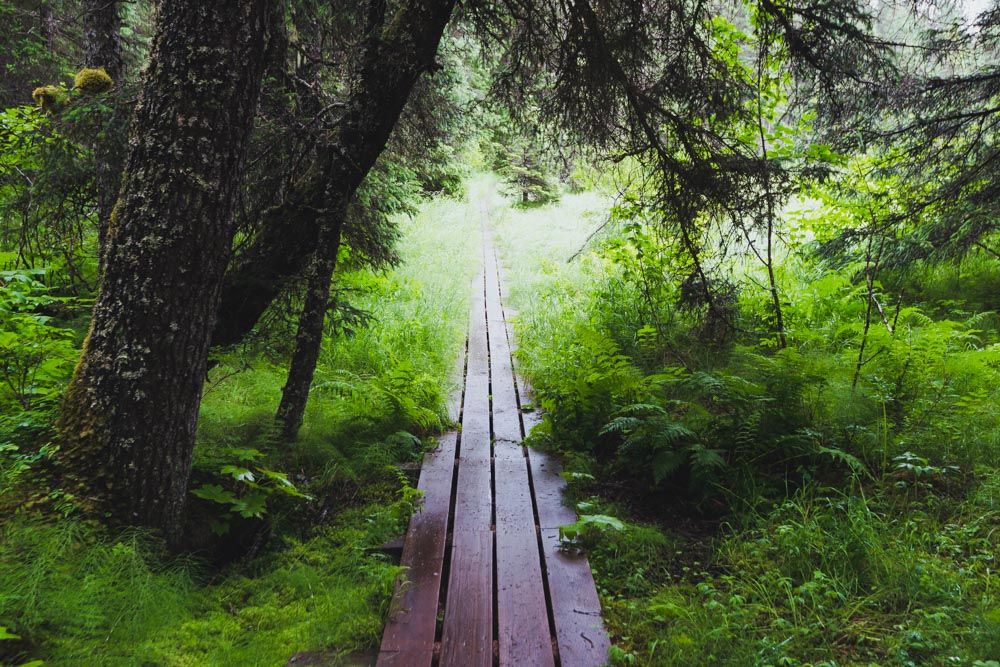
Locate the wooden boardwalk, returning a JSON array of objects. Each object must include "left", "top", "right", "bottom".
[{"left": 377, "top": 224, "right": 610, "bottom": 667}]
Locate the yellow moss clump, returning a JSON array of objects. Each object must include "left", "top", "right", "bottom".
[
  {"left": 74, "top": 67, "right": 114, "bottom": 94},
  {"left": 32, "top": 85, "right": 69, "bottom": 113}
]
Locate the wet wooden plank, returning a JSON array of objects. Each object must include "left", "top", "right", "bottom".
[
  {"left": 377, "top": 432, "right": 458, "bottom": 667},
  {"left": 440, "top": 528, "right": 494, "bottom": 667},
  {"left": 485, "top": 255, "right": 523, "bottom": 461},
  {"left": 441, "top": 272, "right": 493, "bottom": 667},
  {"left": 540, "top": 528, "right": 611, "bottom": 667},
  {"left": 527, "top": 448, "right": 578, "bottom": 530},
  {"left": 487, "top": 245, "right": 553, "bottom": 664},
  {"left": 495, "top": 458, "right": 555, "bottom": 666},
  {"left": 462, "top": 272, "right": 491, "bottom": 463},
  {"left": 450, "top": 458, "right": 492, "bottom": 532}
]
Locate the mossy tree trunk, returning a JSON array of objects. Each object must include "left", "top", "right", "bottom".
[
  {"left": 83, "top": 0, "right": 122, "bottom": 86},
  {"left": 58, "top": 0, "right": 276, "bottom": 543},
  {"left": 273, "top": 0, "right": 458, "bottom": 439},
  {"left": 83, "top": 0, "right": 124, "bottom": 271}
]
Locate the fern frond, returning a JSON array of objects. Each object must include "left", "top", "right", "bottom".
[
  {"left": 599, "top": 416, "right": 642, "bottom": 437},
  {"left": 964, "top": 310, "right": 998, "bottom": 332},
  {"left": 817, "top": 445, "right": 871, "bottom": 478},
  {"left": 652, "top": 422, "right": 696, "bottom": 446},
  {"left": 614, "top": 403, "right": 668, "bottom": 416},
  {"left": 651, "top": 449, "right": 684, "bottom": 484},
  {"left": 689, "top": 443, "right": 727, "bottom": 470}
]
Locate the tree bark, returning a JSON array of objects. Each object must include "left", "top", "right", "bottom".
[
  {"left": 58, "top": 0, "right": 276, "bottom": 542},
  {"left": 83, "top": 0, "right": 124, "bottom": 271},
  {"left": 275, "top": 220, "right": 344, "bottom": 439},
  {"left": 272, "top": 0, "right": 457, "bottom": 439},
  {"left": 211, "top": 181, "right": 322, "bottom": 348},
  {"left": 84, "top": 0, "right": 122, "bottom": 83},
  {"left": 211, "top": 0, "right": 457, "bottom": 355},
  {"left": 39, "top": 1, "right": 57, "bottom": 50}
]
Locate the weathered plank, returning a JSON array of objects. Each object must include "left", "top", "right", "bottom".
[
  {"left": 377, "top": 432, "right": 457, "bottom": 667},
  {"left": 440, "top": 271, "right": 493, "bottom": 667},
  {"left": 461, "top": 271, "right": 491, "bottom": 462},
  {"left": 528, "top": 446, "right": 610, "bottom": 664},
  {"left": 485, "top": 243, "right": 554, "bottom": 665},
  {"left": 484, "top": 248, "right": 523, "bottom": 460},
  {"left": 528, "top": 442, "right": 609, "bottom": 666},
  {"left": 527, "top": 448, "right": 578, "bottom": 530},
  {"left": 495, "top": 459, "right": 556, "bottom": 666},
  {"left": 540, "top": 529, "right": 612, "bottom": 667},
  {"left": 440, "top": 527, "right": 493, "bottom": 667}
]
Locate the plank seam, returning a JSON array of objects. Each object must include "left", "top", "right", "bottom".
[
  {"left": 435, "top": 332, "right": 468, "bottom": 658},
  {"left": 494, "top": 244, "right": 563, "bottom": 667}
]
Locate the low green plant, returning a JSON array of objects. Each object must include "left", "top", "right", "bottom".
[
  {"left": 0, "top": 270, "right": 78, "bottom": 412},
  {"left": 558, "top": 513, "right": 625, "bottom": 546},
  {"left": 191, "top": 446, "right": 312, "bottom": 534},
  {"left": 493, "top": 176, "right": 1000, "bottom": 665},
  {"left": 0, "top": 498, "right": 411, "bottom": 666}
]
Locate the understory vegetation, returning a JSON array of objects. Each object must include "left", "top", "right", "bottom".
[
  {"left": 0, "top": 194, "right": 479, "bottom": 666},
  {"left": 495, "top": 186, "right": 1000, "bottom": 666}
]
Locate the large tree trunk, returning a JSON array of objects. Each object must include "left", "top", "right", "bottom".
[
  {"left": 83, "top": 0, "right": 124, "bottom": 271},
  {"left": 58, "top": 0, "right": 275, "bottom": 542},
  {"left": 211, "top": 0, "right": 457, "bottom": 352}
]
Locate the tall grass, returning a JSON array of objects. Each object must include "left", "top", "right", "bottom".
[
  {"left": 488, "top": 180, "right": 1000, "bottom": 666},
  {"left": 197, "top": 188, "right": 480, "bottom": 466},
  {"left": 0, "top": 189, "right": 482, "bottom": 666}
]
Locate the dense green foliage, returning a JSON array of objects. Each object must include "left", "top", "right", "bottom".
[
  {"left": 0, "top": 192, "right": 478, "bottom": 665},
  {"left": 495, "top": 185, "right": 1000, "bottom": 666},
  {"left": 3, "top": 0, "right": 1000, "bottom": 663}
]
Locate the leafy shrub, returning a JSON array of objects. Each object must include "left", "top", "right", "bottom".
[{"left": 0, "top": 270, "right": 77, "bottom": 412}]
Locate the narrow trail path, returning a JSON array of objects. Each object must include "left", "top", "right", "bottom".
[{"left": 377, "top": 209, "right": 610, "bottom": 666}]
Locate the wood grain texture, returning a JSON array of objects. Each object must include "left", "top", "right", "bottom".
[
  {"left": 495, "top": 459, "right": 555, "bottom": 666},
  {"left": 462, "top": 272, "right": 491, "bottom": 463},
  {"left": 528, "top": 449, "right": 578, "bottom": 530},
  {"left": 378, "top": 433, "right": 457, "bottom": 667},
  {"left": 441, "top": 273, "right": 493, "bottom": 666},
  {"left": 485, "top": 251, "right": 523, "bottom": 460},
  {"left": 440, "top": 525, "right": 493, "bottom": 667},
  {"left": 540, "top": 529, "right": 611, "bottom": 667}
]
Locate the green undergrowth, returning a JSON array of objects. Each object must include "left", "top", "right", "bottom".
[
  {"left": 199, "top": 187, "right": 480, "bottom": 472},
  {"left": 585, "top": 476, "right": 1000, "bottom": 666},
  {"left": 0, "top": 190, "right": 480, "bottom": 665},
  {"left": 0, "top": 505, "right": 404, "bottom": 666},
  {"left": 494, "top": 186, "right": 1000, "bottom": 665}
]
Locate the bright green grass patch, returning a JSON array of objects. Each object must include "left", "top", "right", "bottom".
[
  {"left": 0, "top": 503, "right": 404, "bottom": 666},
  {"left": 197, "top": 190, "right": 481, "bottom": 479},
  {"left": 593, "top": 478, "right": 1000, "bottom": 666}
]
